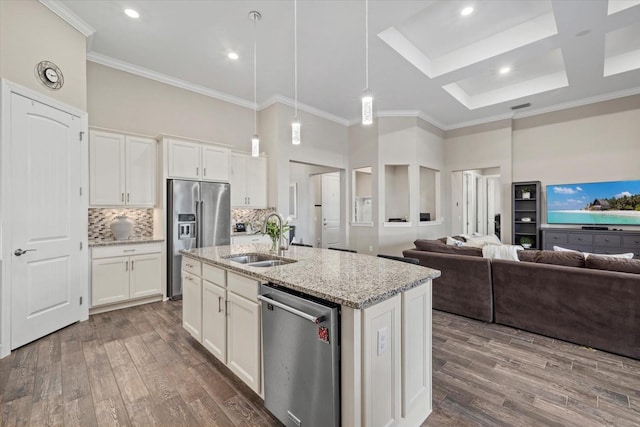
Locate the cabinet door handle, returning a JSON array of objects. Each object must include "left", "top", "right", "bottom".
[
  {"left": 127, "top": 193, "right": 130, "bottom": 202},
  {"left": 121, "top": 193, "right": 125, "bottom": 202},
  {"left": 131, "top": 260, "right": 134, "bottom": 271},
  {"left": 204, "top": 167, "right": 207, "bottom": 177},
  {"left": 125, "top": 261, "right": 129, "bottom": 271},
  {"left": 225, "top": 300, "right": 230, "bottom": 316},
  {"left": 196, "top": 167, "right": 199, "bottom": 176},
  {"left": 218, "top": 296, "right": 223, "bottom": 313}
]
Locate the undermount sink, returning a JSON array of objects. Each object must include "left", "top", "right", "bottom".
[{"left": 224, "top": 253, "right": 297, "bottom": 268}]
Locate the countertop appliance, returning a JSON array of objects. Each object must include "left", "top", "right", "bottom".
[
  {"left": 167, "top": 179, "right": 230, "bottom": 299},
  {"left": 258, "top": 283, "right": 340, "bottom": 427}
]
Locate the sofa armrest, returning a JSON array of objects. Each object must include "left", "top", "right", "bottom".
[{"left": 403, "top": 249, "right": 493, "bottom": 322}]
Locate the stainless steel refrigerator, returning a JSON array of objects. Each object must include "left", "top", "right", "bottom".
[{"left": 167, "top": 180, "right": 230, "bottom": 299}]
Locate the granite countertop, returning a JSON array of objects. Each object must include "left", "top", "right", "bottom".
[
  {"left": 181, "top": 244, "right": 440, "bottom": 309},
  {"left": 89, "top": 237, "right": 165, "bottom": 247}
]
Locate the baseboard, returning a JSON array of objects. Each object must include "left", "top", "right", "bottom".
[{"left": 89, "top": 294, "right": 163, "bottom": 315}]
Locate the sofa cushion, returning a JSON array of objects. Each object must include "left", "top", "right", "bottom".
[
  {"left": 553, "top": 245, "right": 634, "bottom": 260},
  {"left": 517, "top": 250, "right": 538, "bottom": 263},
  {"left": 586, "top": 255, "right": 640, "bottom": 274},
  {"left": 414, "top": 239, "right": 483, "bottom": 257},
  {"left": 535, "top": 250, "right": 586, "bottom": 267}
]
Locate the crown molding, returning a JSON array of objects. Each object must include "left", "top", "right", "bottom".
[
  {"left": 87, "top": 52, "right": 256, "bottom": 110},
  {"left": 39, "top": 0, "right": 95, "bottom": 37},
  {"left": 511, "top": 85, "right": 640, "bottom": 120},
  {"left": 260, "top": 95, "right": 350, "bottom": 126}
]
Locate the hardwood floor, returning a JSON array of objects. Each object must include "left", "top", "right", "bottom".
[{"left": 2, "top": 300, "right": 639, "bottom": 426}]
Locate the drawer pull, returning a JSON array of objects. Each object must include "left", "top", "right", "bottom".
[
  {"left": 123, "top": 249, "right": 136, "bottom": 252},
  {"left": 218, "top": 296, "right": 223, "bottom": 313},
  {"left": 125, "top": 261, "right": 129, "bottom": 271},
  {"left": 186, "top": 263, "right": 193, "bottom": 268}
]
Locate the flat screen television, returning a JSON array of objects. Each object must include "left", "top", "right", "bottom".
[{"left": 546, "top": 179, "right": 640, "bottom": 226}]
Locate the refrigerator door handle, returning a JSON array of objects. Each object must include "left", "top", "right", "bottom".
[
  {"left": 195, "top": 200, "right": 201, "bottom": 247},
  {"left": 199, "top": 201, "right": 204, "bottom": 247}
]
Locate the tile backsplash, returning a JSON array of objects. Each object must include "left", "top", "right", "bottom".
[
  {"left": 88, "top": 208, "right": 154, "bottom": 240},
  {"left": 232, "top": 208, "right": 276, "bottom": 232}
]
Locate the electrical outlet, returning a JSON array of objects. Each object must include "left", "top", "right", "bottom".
[
  {"left": 369, "top": 245, "right": 373, "bottom": 252},
  {"left": 377, "top": 327, "right": 388, "bottom": 356}
]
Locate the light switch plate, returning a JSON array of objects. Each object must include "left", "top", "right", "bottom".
[{"left": 377, "top": 327, "right": 388, "bottom": 356}]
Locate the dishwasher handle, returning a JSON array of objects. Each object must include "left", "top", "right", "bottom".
[{"left": 257, "top": 294, "right": 325, "bottom": 324}]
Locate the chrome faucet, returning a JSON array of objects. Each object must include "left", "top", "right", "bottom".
[{"left": 262, "top": 212, "right": 287, "bottom": 256}]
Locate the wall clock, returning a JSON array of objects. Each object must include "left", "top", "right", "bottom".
[{"left": 35, "top": 61, "right": 64, "bottom": 90}]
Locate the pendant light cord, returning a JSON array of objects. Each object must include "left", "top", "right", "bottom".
[
  {"left": 365, "top": 0, "right": 369, "bottom": 89},
  {"left": 253, "top": 14, "right": 257, "bottom": 134},
  {"left": 294, "top": 0, "right": 298, "bottom": 117}
]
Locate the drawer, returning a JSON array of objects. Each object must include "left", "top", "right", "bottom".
[
  {"left": 593, "top": 234, "right": 621, "bottom": 247},
  {"left": 543, "top": 232, "right": 568, "bottom": 245},
  {"left": 568, "top": 234, "right": 592, "bottom": 246},
  {"left": 622, "top": 235, "right": 640, "bottom": 249},
  {"left": 232, "top": 234, "right": 271, "bottom": 245},
  {"left": 183, "top": 258, "right": 202, "bottom": 276},
  {"left": 92, "top": 242, "right": 162, "bottom": 259},
  {"left": 227, "top": 272, "right": 260, "bottom": 301},
  {"left": 592, "top": 247, "right": 635, "bottom": 257},
  {"left": 202, "top": 263, "right": 226, "bottom": 286}
]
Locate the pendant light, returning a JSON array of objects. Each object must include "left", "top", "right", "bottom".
[
  {"left": 250, "top": 11, "right": 261, "bottom": 157},
  {"left": 361, "top": 0, "right": 373, "bottom": 125},
  {"left": 291, "top": 0, "right": 301, "bottom": 145}
]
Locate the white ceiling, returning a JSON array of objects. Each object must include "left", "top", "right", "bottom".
[{"left": 54, "top": 0, "right": 640, "bottom": 129}]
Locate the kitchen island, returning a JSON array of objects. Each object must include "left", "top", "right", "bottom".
[{"left": 181, "top": 244, "right": 440, "bottom": 427}]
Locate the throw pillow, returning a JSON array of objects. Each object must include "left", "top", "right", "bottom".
[
  {"left": 586, "top": 255, "right": 640, "bottom": 274},
  {"left": 517, "top": 250, "right": 538, "bottom": 263},
  {"left": 553, "top": 245, "right": 634, "bottom": 260},
  {"left": 446, "top": 236, "right": 464, "bottom": 247},
  {"left": 413, "top": 239, "right": 482, "bottom": 257},
  {"left": 467, "top": 234, "right": 502, "bottom": 246},
  {"left": 536, "top": 250, "right": 586, "bottom": 267}
]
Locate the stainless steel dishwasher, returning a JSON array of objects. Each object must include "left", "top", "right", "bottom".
[{"left": 258, "top": 283, "right": 340, "bottom": 427}]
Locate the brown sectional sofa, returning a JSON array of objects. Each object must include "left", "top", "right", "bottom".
[{"left": 404, "top": 238, "right": 640, "bottom": 360}]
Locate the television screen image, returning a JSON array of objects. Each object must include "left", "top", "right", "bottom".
[{"left": 546, "top": 180, "right": 640, "bottom": 225}]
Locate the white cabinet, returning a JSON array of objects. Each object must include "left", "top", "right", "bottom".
[
  {"left": 181, "top": 259, "right": 262, "bottom": 394},
  {"left": 89, "top": 130, "right": 156, "bottom": 207},
  {"left": 166, "top": 138, "right": 230, "bottom": 182},
  {"left": 230, "top": 153, "right": 267, "bottom": 207},
  {"left": 91, "top": 243, "right": 163, "bottom": 310},
  {"left": 226, "top": 272, "right": 261, "bottom": 393}
]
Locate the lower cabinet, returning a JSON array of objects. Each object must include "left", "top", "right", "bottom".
[
  {"left": 91, "top": 243, "right": 162, "bottom": 310},
  {"left": 181, "top": 260, "right": 262, "bottom": 394}
]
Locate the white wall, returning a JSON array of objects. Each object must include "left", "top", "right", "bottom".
[{"left": 0, "top": 0, "right": 87, "bottom": 110}]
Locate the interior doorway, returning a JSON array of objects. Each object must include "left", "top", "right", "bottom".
[
  {"left": 453, "top": 167, "right": 501, "bottom": 238},
  {"left": 288, "top": 161, "right": 343, "bottom": 248}
]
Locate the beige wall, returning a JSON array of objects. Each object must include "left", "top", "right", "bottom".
[
  {"left": 0, "top": 0, "right": 87, "bottom": 110},
  {"left": 87, "top": 62, "right": 254, "bottom": 146},
  {"left": 444, "top": 119, "right": 513, "bottom": 241},
  {"left": 513, "top": 95, "right": 640, "bottom": 225}
]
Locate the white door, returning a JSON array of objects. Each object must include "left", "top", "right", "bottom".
[
  {"left": 321, "top": 173, "right": 341, "bottom": 248},
  {"left": 167, "top": 139, "right": 200, "bottom": 180},
  {"left": 230, "top": 153, "right": 248, "bottom": 206},
  {"left": 125, "top": 136, "right": 156, "bottom": 206},
  {"left": 10, "top": 93, "right": 83, "bottom": 349},
  {"left": 227, "top": 291, "right": 261, "bottom": 393},
  {"left": 202, "top": 145, "right": 230, "bottom": 182},
  {"left": 202, "top": 281, "right": 227, "bottom": 363},
  {"left": 91, "top": 257, "right": 130, "bottom": 306},
  {"left": 182, "top": 272, "right": 202, "bottom": 340},
  {"left": 129, "top": 253, "right": 162, "bottom": 299},
  {"left": 89, "top": 130, "right": 125, "bottom": 206},
  {"left": 246, "top": 156, "right": 267, "bottom": 207}
]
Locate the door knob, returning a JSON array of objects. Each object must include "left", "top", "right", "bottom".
[{"left": 14, "top": 248, "right": 36, "bottom": 256}]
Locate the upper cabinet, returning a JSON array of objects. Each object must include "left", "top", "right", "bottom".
[
  {"left": 230, "top": 153, "right": 267, "bottom": 208},
  {"left": 90, "top": 130, "right": 157, "bottom": 207},
  {"left": 166, "top": 138, "right": 230, "bottom": 182}
]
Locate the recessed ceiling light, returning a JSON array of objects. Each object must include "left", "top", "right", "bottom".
[
  {"left": 124, "top": 8, "right": 139, "bottom": 19},
  {"left": 461, "top": 6, "right": 474, "bottom": 16},
  {"left": 499, "top": 66, "right": 511, "bottom": 75},
  {"left": 228, "top": 52, "right": 239, "bottom": 60}
]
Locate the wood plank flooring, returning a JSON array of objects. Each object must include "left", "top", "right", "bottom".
[{"left": 2, "top": 300, "right": 640, "bottom": 426}]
